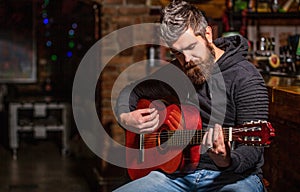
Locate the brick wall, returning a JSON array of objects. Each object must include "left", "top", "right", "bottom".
[
  {"left": 97, "top": 0, "right": 160, "bottom": 144},
  {"left": 96, "top": 0, "right": 226, "bottom": 144}
]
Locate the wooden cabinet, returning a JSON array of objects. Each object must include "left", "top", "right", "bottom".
[{"left": 263, "top": 75, "right": 300, "bottom": 192}]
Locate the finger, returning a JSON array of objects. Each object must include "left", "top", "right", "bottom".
[
  {"left": 137, "top": 107, "right": 156, "bottom": 115},
  {"left": 212, "top": 124, "right": 227, "bottom": 155},
  {"left": 140, "top": 116, "right": 160, "bottom": 133},
  {"left": 166, "top": 117, "right": 179, "bottom": 130},
  {"left": 201, "top": 128, "right": 213, "bottom": 147},
  {"left": 140, "top": 109, "right": 158, "bottom": 122},
  {"left": 170, "top": 110, "right": 182, "bottom": 123},
  {"left": 214, "top": 124, "right": 225, "bottom": 145},
  {"left": 200, "top": 129, "right": 212, "bottom": 154},
  {"left": 206, "top": 128, "right": 213, "bottom": 147},
  {"left": 171, "top": 110, "right": 182, "bottom": 125},
  {"left": 167, "top": 112, "right": 181, "bottom": 129},
  {"left": 213, "top": 124, "right": 221, "bottom": 142},
  {"left": 202, "top": 131, "right": 207, "bottom": 146},
  {"left": 139, "top": 113, "right": 160, "bottom": 132}
]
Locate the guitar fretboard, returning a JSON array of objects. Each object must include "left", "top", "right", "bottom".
[{"left": 161, "top": 129, "right": 232, "bottom": 146}]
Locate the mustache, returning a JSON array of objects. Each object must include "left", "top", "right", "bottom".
[
  {"left": 184, "top": 60, "right": 204, "bottom": 70},
  {"left": 184, "top": 62, "right": 194, "bottom": 70}
]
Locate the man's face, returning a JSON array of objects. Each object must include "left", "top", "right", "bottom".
[{"left": 171, "top": 28, "right": 215, "bottom": 85}]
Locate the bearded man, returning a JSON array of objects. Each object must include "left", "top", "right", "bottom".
[{"left": 114, "top": 1, "right": 269, "bottom": 191}]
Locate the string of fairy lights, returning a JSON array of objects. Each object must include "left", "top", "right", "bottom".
[{"left": 41, "top": 0, "right": 79, "bottom": 62}]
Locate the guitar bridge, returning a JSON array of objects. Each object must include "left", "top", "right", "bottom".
[{"left": 139, "top": 134, "right": 145, "bottom": 163}]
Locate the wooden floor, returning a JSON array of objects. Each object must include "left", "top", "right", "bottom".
[{"left": 0, "top": 138, "right": 91, "bottom": 192}]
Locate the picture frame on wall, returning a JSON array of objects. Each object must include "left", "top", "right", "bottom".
[{"left": 0, "top": 0, "right": 36, "bottom": 83}]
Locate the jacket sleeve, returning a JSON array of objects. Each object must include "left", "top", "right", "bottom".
[
  {"left": 228, "top": 64, "right": 269, "bottom": 173},
  {"left": 115, "top": 81, "right": 140, "bottom": 117}
]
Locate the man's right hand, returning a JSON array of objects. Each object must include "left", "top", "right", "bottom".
[{"left": 119, "top": 108, "right": 160, "bottom": 134}]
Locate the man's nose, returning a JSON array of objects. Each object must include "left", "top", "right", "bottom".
[{"left": 183, "top": 51, "right": 192, "bottom": 63}]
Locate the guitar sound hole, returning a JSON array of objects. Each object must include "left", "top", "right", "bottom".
[{"left": 158, "top": 129, "right": 169, "bottom": 152}]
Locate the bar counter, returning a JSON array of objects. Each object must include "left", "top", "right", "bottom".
[
  {"left": 262, "top": 75, "right": 300, "bottom": 192},
  {"left": 264, "top": 75, "right": 300, "bottom": 124}
]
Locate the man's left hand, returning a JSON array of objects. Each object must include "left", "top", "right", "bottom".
[{"left": 202, "top": 124, "right": 231, "bottom": 168}]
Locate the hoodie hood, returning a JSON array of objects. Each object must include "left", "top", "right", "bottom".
[{"left": 213, "top": 35, "right": 249, "bottom": 72}]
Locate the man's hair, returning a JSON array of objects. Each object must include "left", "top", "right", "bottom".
[{"left": 160, "top": 0, "right": 208, "bottom": 46}]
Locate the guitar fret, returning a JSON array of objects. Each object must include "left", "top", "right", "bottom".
[
  {"left": 161, "top": 123, "right": 273, "bottom": 147},
  {"left": 191, "top": 131, "right": 194, "bottom": 144},
  {"left": 166, "top": 130, "right": 206, "bottom": 146},
  {"left": 166, "top": 129, "right": 234, "bottom": 146}
]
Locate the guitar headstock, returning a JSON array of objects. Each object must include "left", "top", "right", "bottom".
[{"left": 231, "top": 121, "right": 275, "bottom": 146}]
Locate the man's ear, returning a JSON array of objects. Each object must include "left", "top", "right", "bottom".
[{"left": 205, "top": 26, "right": 213, "bottom": 43}]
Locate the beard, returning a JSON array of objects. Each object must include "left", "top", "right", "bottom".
[{"left": 183, "top": 44, "right": 215, "bottom": 85}]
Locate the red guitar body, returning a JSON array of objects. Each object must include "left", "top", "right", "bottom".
[{"left": 126, "top": 99, "right": 202, "bottom": 180}]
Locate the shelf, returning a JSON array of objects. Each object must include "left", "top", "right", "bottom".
[
  {"left": 229, "top": 11, "right": 300, "bottom": 19},
  {"left": 246, "top": 12, "right": 300, "bottom": 19},
  {"left": 9, "top": 102, "right": 71, "bottom": 159},
  {"left": 245, "top": 11, "right": 300, "bottom": 25}
]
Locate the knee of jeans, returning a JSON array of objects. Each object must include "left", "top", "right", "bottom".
[
  {"left": 218, "top": 175, "right": 263, "bottom": 192},
  {"left": 148, "top": 171, "right": 167, "bottom": 179}
]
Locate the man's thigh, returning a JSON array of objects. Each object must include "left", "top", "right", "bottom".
[
  {"left": 217, "top": 174, "right": 264, "bottom": 192},
  {"left": 113, "top": 171, "right": 189, "bottom": 192}
]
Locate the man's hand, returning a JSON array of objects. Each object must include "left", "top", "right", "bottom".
[
  {"left": 202, "top": 124, "right": 231, "bottom": 168},
  {"left": 119, "top": 108, "right": 159, "bottom": 134},
  {"left": 165, "top": 106, "right": 184, "bottom": 130}
]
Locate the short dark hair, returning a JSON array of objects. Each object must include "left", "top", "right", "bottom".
[{"left": 160, "top": 0, "right": 208, "bottom": 46}]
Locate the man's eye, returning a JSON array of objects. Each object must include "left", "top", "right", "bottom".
[
  {"left": 187, "top": 44, "right": 196, "bottom": 50},
  {"left": 170, "top": 49, "right": 181, "bottom": 55}
]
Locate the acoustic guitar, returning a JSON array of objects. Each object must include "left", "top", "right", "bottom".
[{"left": 126, "top": 99, "right": 275, "bottom": 180}]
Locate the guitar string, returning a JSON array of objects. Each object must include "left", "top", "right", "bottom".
[
  {"left": 141, "top": 127, "right": 262, "bottom": 145},
  {"left": 141, "top": 127, "right": 259, "bottom": 138},
  {"left": 141, "top": 129, "right": 260, "bottom": 139}
]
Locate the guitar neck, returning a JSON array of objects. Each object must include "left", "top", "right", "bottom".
[
  {"left": 163, "top": 129, "right": 232, "bottom": 146},
  {"left": 163, "top": 121, "right": 273, "bottom": 147}
]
